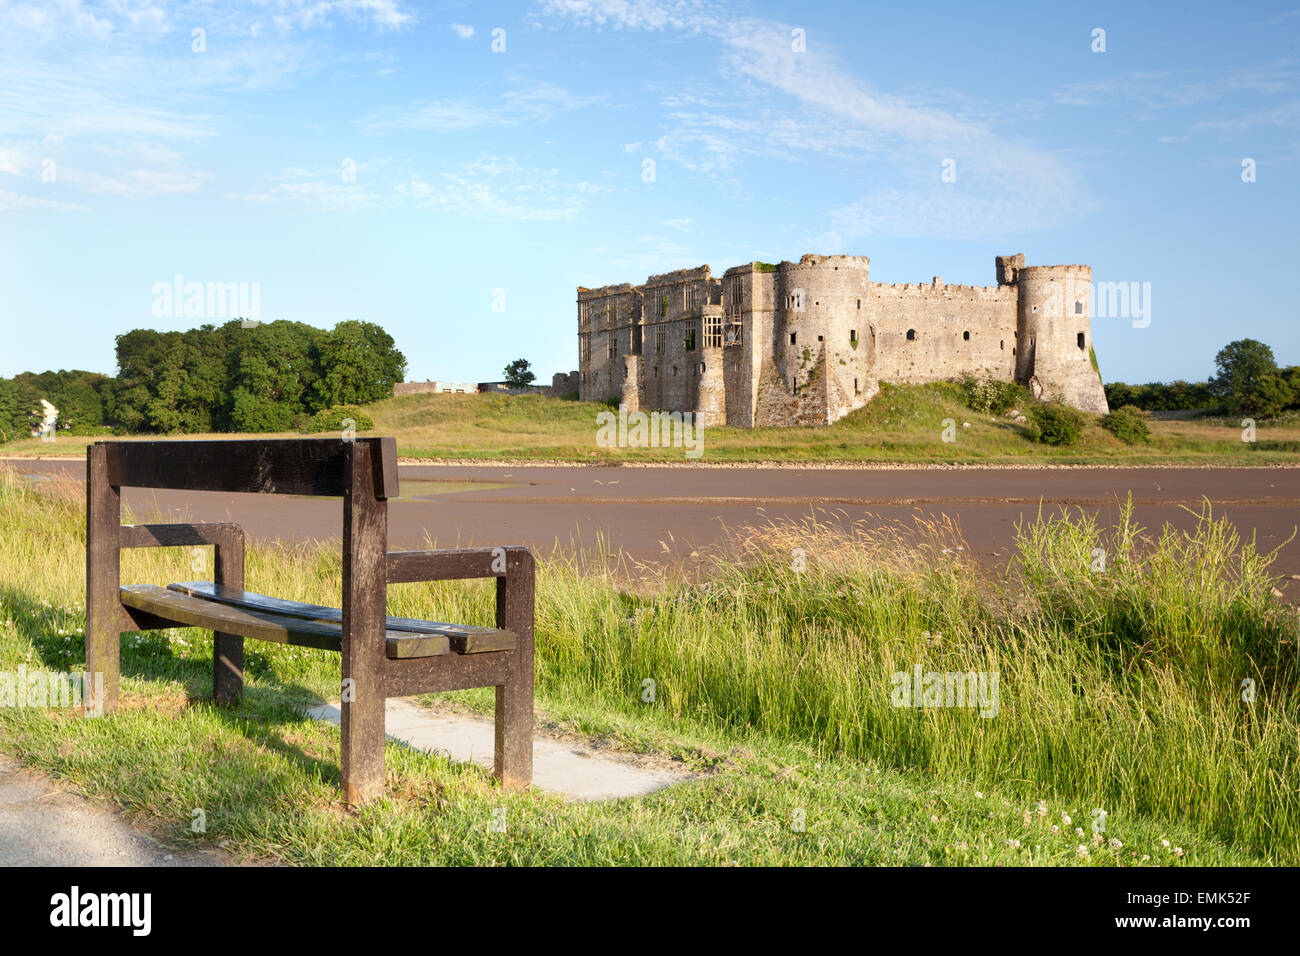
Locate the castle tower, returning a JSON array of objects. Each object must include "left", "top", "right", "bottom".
[
  {"left": 1014, "top": 265, "right": 1108, "bottom": 414},
  {"left": 694, "top": 350, "right": 725, "bottom": 427},
  {"left": 773, "top": 254, "right": 872, "bottom": 423}
]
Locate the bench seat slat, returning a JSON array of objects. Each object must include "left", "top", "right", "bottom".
[
  {"left": 119, "top": 585, "right": 452, "bottom": 659},
  {"left": 167, "top": 581, "right": 517, "bottom": 655}
]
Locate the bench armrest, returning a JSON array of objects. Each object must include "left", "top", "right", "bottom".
[
  {"left": 386, "top": 546, "right": 534, "bottom": 584},
  {"left": 120, "top": 522, "right": 245, "bottom": 551}
]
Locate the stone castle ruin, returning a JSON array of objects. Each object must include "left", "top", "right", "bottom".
[{"left": 577, "top": 253, "right": 1108, "bottom": 427}]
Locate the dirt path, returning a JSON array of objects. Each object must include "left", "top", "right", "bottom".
[{"left": 0, "top": 754, "right": 229, "bottom": 866}]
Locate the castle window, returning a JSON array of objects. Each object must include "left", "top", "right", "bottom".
[
  {"left": 906, "top": 329, "right": 916, "bottom": 341},
  {"left": 661, "top": 295, "right": 668, "bottom": 317},
  {"left": 1075, "top": 301, "right": 1084, "bottom": 314},
  {"left": 790, "top": 332, "right": 797, "bottom": 345},
  {"left": 1078, "top": 332, "right": 1086, "bottom": 350},
  {"left": 963, "top": 330, "right": 970, "bottom": 341},
  {"left": 672, "top": 366, "right": 678, "bottom": 376},
  {"left": 850, "top": 329, "right": 858, "bottom": 345},
  {"left": 703, "top": 314, "right": 723, "bottom": 348},
  {"left": 580, "top": 335, "right": 591, "bottom": 363},
  {"left": 1000, "top": 340, "right": 1005, "bottom": 350},
  {"left": 655, "top": 325, "right": 666, "bottom": 354},
  {"left": 817, "top": 334, "right": 823, "bottom": 342},
  {"left": 1012, "top": 348, "right": 1017, "bottom": 356},
  {"left": 725, "top": 322, "right": 741, "bottom": 346},
  {"left": 607, "top": 330, "right": 617, "bottom": 359},
  {"left": 854, "top": 378, "right": 859, "bottom": 393},
  {"left": 1032, "top": 306, "right": 1037, "bottom": 313},
  {"left": 683, "top": 327, "right": 696, "bottom": 352},
  {"left": 856, "top": 299, "right": 861, "bottom": 309}
]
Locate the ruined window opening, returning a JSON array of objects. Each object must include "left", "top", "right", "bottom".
[
  {"left": 906, "top": 329, "right": 916, "bottom": 341},
  {"left": 789, "top": 332, "right": 797, "bottom": 345},
  {"left": 854, "top": 378, "right": 859, "bottom": 393},
  {"left": 699, "top": 363, "right": 706, "bottom": 374},
  {"left": 683, "top": 327, "right": 696, "bottom": 352},
  {"left": 672, "top": 366, "right": 678, "bottom": 376},
  {"left": 1012, "top": 348, "right": 1017, "bottom": 356},
  {"left": 856, "top": 299, "right": 861, "bottom": 309},
  {"left": 703, "top": 314, "right": 723, "bottom": 348},
  {"left": 580, "top": 335, "right": 591, "bottom": 363},
  {"left": 1075, "top": 301, "right": 1083, "bottom": 315},
  {"left": 660, "top": 295, "right": 668, "bottom": 316},
  {"left": 817, "top": 335, "right": 823, "bottom": 342},
  {"left": 1000, "top": 340, "right": 1005, "bottom": 350},
  {"left": 1077, "top": 332, "right": 1086, "bottom": 350},
  {"left": 850, "top": 329, "right": 858, "bottom": 344},
  {"left": 963, "top": 330, "right": 970, "bottom": 341},
  {"left": 1032, "top": 306, "right": 1037, "bottom": 313},
  {"left": 607, "top": 330, "right": 617, "bottom": 359},
  {"left": 724, "top": 322, "right": 741, "bottom": 347}
]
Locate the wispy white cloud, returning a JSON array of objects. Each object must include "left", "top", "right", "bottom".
[
  {"left": 542, "top": 0, "right": 1085, "bottom": 238},
  {"left": 451, "top": 23, "right": 475, "bottom": 39},
  {"left": 0, "top": 188, "right": 90, "bottom": 212},
  {"left": 364, "top": 82, "right": 601, "bottom": 133},
  {"left": 396, "top": 156, "right": 588, "bottom": 221}
]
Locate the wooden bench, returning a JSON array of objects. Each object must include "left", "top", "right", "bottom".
[{"left": 84, "top": 437, "right": 534, "bottom": 802}]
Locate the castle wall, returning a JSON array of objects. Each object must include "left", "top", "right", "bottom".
[{"left": 868, "top": 281, "right": 1018, "bottom": 385}]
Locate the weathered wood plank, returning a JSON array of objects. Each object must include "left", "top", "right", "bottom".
[
  {"left": 118, "top": 585, "right": 451, "bottom": 658},
  {"left": 495, "top": 547, "right": 535, "bottom": 789},
  {"left": 120, "top": 523, "right": 243, "bottom": 550},
  {"left": 85, "top": 443, "right": 121, "bottom": 715},
  {"left": 387, "top": 547, "right": 512, "bottom": 584},
  {"left": 340, "top": 441, "right": 388, "bottom": 803},
  {"left": 383, "top": 653, "right": 515, "bottom": 698},
  {"left": 167, "top": 581, "right": 515, "bottom": 652},
  {"left": 99, "top": 437, "right": 398, "bottom": 500},
  {"left": 213, "top": 526, "right": 245, "bottom": 707}
]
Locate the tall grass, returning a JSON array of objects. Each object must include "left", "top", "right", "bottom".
[{"left": 1, "top": 466, "right": 1297, "bottom": 860}]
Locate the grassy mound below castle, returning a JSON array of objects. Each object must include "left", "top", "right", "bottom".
[{"left": 3, "top": 382, "right": 1297, "bottom": 464}]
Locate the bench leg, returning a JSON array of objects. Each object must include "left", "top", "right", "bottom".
[
  {"left": 85, "top": 444, "right": 120, "bottom": 716},
  {"left": 213, "top": 633, "right": 244, "bottom": 706},
  {"left": 494, "top": 552, "right": 534, "bottom": 789},
  {"left": 213, "top": 529, "right": 245, "bottom": 706},
  {"left": 340, "top": 442, "right": 388, "bottom": 804},
  {"left": 340, "top": 684, "right": 386, "bottom": 804},
  {"left": 494, "top": 678, "right": 533, "bottom": 790}
]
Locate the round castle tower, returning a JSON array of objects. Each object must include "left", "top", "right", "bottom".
[
  {"left": 774, "top": 255, "right": 872, "bottom": 413},
  {"left": 1014, "top": 264, "right": 1108, "bottom": 414}
]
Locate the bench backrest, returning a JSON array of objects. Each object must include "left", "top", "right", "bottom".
[{"left": 92, "top": 437, "right": 399, "bottom": 499}]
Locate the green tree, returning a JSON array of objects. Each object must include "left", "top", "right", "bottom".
[
  {"left": 1210, "top": 339, "right": 1292, "bottom": 417},
  {"left": 503, "top": 358, "right": 535, "bottom": 388},
  {"left": 310, "top": 320, "right": 406, "bottom": 410}
]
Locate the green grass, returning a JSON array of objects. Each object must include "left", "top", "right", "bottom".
[
  {"left": 5, "top": 382, "right": 1299, "bottom": 464},
  {"left": 0, "top": 467, "right": 1296, "bottom": 865}
]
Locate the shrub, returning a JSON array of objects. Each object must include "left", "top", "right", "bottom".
[
  {"left": 1099, "top": 405, "right": 1150, "bottom": 444},
  {"left": 303, "top": 405, "right": 374, "bottom": 434},
  {"left": 1028, "top": 402, "right": 1085, "bottom": 446},
  {"left": 960, "top": 376, "right": 1028, "bottom": 415}
]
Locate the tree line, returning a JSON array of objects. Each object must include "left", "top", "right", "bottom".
[
  {"left": 0, "top": 319, "right": 406, "bottom": 441},
  {"left": 1104, "top": 339, "right": 1299, "bottom": 418}
]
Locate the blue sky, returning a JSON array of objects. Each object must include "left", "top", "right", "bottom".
[{"left": 1, "top": 0, "right": 1297, "bottom": 385}]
